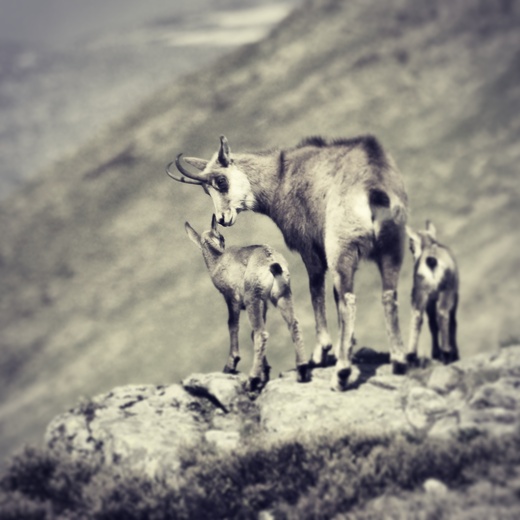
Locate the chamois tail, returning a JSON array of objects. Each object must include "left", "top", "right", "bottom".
[
  {"left": 270, "top": 262, "right": 290, "bottom": 301},
  {"left": 269, "top": 262, "right": 284, "bottom": 277}
]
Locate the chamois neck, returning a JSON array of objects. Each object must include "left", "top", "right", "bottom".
[
  {"left": 234, "top": 150, "right": 282, "bottom": 215},
  {"left": 201, "top": 245, "right": 223, "bottom": 273}
]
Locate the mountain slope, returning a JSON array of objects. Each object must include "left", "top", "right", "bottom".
[{"left": 0, "top": 0, "right": 519, "bottom": 460}]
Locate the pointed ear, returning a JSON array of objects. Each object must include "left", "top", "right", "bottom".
[
  {"left": 406, "top": 226, "right": 418, "bottom": 241},
  {"left": 183, "top": 157, "right": 208, "bottom": 171},
  {"left": 406, "top": 226, "right": 422, "bottom": 258},
  {"left": 425, "top": 220, "right": 437, "bottom": 239},
  {"left": 185, "top": 222, "right": 202, "bottom": 249},
  {"left": 218, "top": 135, "right": 231, "bottom": 167}
]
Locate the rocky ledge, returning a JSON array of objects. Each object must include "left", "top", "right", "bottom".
[{"left": 45, "top": 345, "right": 520, "bottom": 477}]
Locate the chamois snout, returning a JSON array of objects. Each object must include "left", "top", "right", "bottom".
[{"left": 426, "top": 256, "right": 438, "bottom": 270}]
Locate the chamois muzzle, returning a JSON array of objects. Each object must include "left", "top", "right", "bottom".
[{"left": 165, "top": 153, "right": 207, "bottom": 185}]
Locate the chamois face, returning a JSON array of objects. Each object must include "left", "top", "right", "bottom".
[
  {"left": 185, "top": 215, "right": 225, "bottom": 255},
  {"left": 181, "top": 136, "right": 255, "bottom": 227},
  {"left": 207, "top": 166, "right": 253, "bottom": 227},
  {"left": 407, "top": 221, "right": 446, "bottom": 286},
  {"left": 201, "top": 223, "right": 226, "bottom": 253},
  {"left": 204, "top": 145, "right": 254, "bottom": 227}
]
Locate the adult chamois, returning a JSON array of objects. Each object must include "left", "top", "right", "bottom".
[
  {"left": 169, "top": 135, "right": 409, "bottom": 390},
  {"left": 185, "top": 215, "right": 310, "bottom": 391},
  {"left": 406, "top": 220, "right": 459, "bottom": 365}
]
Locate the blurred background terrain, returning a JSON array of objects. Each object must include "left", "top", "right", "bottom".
[
  {"left": 0, "top": 0, "right": 294, "bottom": 196},
  {"left": 0, "top": 0, "right": 519, "bottom": 463}
]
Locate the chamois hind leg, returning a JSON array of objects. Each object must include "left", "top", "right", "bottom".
[
  {"left": 303, "top": 253, "right": 333, "bottom": 367},
  {"left": 378, "top": 251, "right": 407, "bottom": 375},
  {"left": 275, "top": 291, "right": 311, "bottom": 383},
  {"left": 406, "top": 305, "right": 424, "bottom": 367},
  {"left": 223, "top": 299, "right": 241, "bottom": 374},
  {"left": 330, "top": 245, "right": 359, "bottom": 391},
  {"left": 449, "top": 294, "right": 459, "bottom": 362},
  {"left": 246, "top": 299, "right": 269, "bottom": 392},
  {"left": 427, "top": 299, "right": 441, "bottom": 361},
  {"left": 437, "top": 290, "right": 459, "bottom": 364}
]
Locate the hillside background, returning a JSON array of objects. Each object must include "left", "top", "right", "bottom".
[
  {"left": 0, "top": 0, "right": 519, "bottom": 463},
  {"left": 0, "top": 0, "right": 295, "bottom": 197}
]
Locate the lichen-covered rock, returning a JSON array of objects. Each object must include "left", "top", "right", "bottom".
[
  {"left": 44, "top": 346, "right": 520, "bottom": 476},
  {"left": 257, "top": 365, "right": 413, "bottom": 439},
  {"left": 428, "top": 365, "right": 463, "bottom": 394},
  {"left": 181, "top": 372, "right": 248, "bottom": 412},
  {"left": 405, "top": 387, "right": 449, "bottom": 431},
  {"left": 46, "top": 384, "right": 212, "bottom": 476}
]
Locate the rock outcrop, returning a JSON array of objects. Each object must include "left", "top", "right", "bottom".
[{"left": 45, "top": 346, "right": 520, "bottom": 477}]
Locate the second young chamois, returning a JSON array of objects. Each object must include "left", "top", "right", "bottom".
[
  {"left": 406, "top": 220, "right": 459, "bottom": 365},
  {"left": 185, "top": 215, "right": 310, "bottom": 391}
]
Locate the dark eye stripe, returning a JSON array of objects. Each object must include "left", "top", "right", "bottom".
[{"left": 213, "top": 176, "right": 229, "bottom": 193}]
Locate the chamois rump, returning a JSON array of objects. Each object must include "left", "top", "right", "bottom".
[
  {"left": 185, "top": 215, "right": 310, "bottom": 391},
  {"left": 170, "top": 134, "right": 408, "bottom": 391},
  {"left": 406, "top": 220, "right": 459, "bottom": 365}
]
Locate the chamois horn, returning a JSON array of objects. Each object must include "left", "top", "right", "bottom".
[{"left": 165, "top": 153, "right": 207, "bottom": 185}]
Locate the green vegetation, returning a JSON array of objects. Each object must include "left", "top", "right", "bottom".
[{"left": 2, "top": 430, "right": 520, "bottom": 519}]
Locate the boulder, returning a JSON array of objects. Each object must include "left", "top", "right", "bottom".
[{"left": 44, "top": 346, "right": 520, "bottom": 476}]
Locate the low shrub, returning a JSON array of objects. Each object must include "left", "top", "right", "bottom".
[{"left": 1, "top": 430, "right": 520, "bottom": 519}]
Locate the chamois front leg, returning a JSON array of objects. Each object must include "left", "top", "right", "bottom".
[
  {"left": 223, "top": 299, "right": 241, "bottom": 374},
  {"left": 407, "top": 288, "right": 428, "bottom": 367},
  {"left": 406, "top": 305, "right": 424, "bottom": 367},
  {"left": 246, "top": 299, "right": 269, "bottom": 392}
]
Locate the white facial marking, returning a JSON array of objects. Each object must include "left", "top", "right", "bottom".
[
  {"left": 208, "top": 164, "right": 254, "bottom": 226},
  {"left": 228, "top": 165, "right": 255, "bottom": 210}
]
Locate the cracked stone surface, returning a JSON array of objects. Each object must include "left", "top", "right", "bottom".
[{"left": 45, "top": 345, "right": 520, "bottom": 476}]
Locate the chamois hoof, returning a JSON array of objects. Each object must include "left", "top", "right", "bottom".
[
  {"left": 262, "top": 363, "right": 271, "bottom": 384},
  {"left": 440, "top": 350, "right": 458, "bottom": 365},
  {"left": 392, "top": 360, "right": 408, "bottom": 375},
  {"left": 246, "top": 377, "right": 263, "bottom": 393},
  {"left": 309, "top": 346, "right": 336, "bottom": 368},
  {"left": 331, "top": 367, "right": 351, "bottom": 392},
  {"left": 223, "top": 356, "right": 241, "bottom": 374},
  {"left": 223, "top": 365, "right": 239, "bottom": 375},
  {"left": 406, "top": 352, "right": 420, "bottom": 368},
  {"left": 296, "top": 363, "right": 312, "bottom": 383},
  {"left": 324, "top": 352, "right": 338, "bottom": 367}
]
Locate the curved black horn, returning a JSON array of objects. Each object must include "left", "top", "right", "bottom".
[
  {"left": 173, "top": 153, "right": 209, "bottom": 183},
  {"left": 165, "top": 159, "right": 203, "bottom": 185}
]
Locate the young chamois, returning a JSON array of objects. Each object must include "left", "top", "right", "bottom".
[
  {"left": 185, "top": 215, "right": 310, "bottom": 391},
  {"left": 406, "top": 220, "right": 459, "bottom": 365},
  {"left": 169, "top": 135, "right": 408, "bottom": 391}
]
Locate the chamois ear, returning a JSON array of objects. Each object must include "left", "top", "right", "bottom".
[
  {"left": 406, "top": 226, "right": 422, "bottom": 258},
  {"left": 425, "top": 220, "right": 437, "bottom": 240},
  {"left": 185, "top": 222, "right": 202, "bottom": 249},
  {"left": 218, "top": 135, "right": 231, "bottom": 167},
  {"left": 183, "top": 157, "right": 208, "bottom": 171},
  {"left": 406, "top": 226, "right": 418, "bottom": 240}
]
